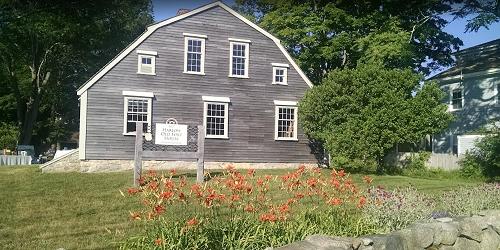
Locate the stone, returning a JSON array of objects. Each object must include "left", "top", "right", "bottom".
[
  {"left": 351, "top": 238, "right": 362, "bottom": 249},
  {"left": 304, "top": 235, "right": 353, "bottom": 250},
  {"left": 412, "top": 223, "right": 434, "bottom": 248},
  {"left": 453, "top": 237, "right": 480, "bottom": 249},
  {"left": 368, "top": 234, "right": 405, "bottom": 250},
  {"left": 357, "top": 246, "right": 373, "bottom": 250},
  {"left": 438, "top": 246, "right": 455, "bottom": 250},
  {"left": 479, "top": 228, "right": 500, "bottom": 250},
  {"left": 436, "top": 222, "right": 459, "bottom": 246},
  {"left": 436, "top": 217, "right": 453, "bottom": 223},
  {"left": 477, "top": 210, "right": 500, "bottom": 217},
  {"left": 359, "top": 237, "right": 373, "bottom": 246},
  {"left": 458, "top": 217, "right": 486, "bottom": 242}
]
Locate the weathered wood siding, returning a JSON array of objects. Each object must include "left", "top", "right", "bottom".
[{"left": 84, "top": 6, "right": 318, "bottom": 163}]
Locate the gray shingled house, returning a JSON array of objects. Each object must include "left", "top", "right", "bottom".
[
  {"left": 422, "top": 39, "right": 500, "bottom": 168},
  {"left": 72, "top": 1, "right": 320, "bottom": 171}
]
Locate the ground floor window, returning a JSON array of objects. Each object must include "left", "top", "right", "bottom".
[
  {"left": 275, "top": 105, "right": 297, "bottom": 140},
  {"left": 204, "top": 102, "right": 228, "bottom": 138},
  {"left": 123, "top": 97, "right": 152, "bottom": 135}
]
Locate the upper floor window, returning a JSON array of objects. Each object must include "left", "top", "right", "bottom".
[
  {"left": 136, "top": 50, "right": 157, "bottom": 75},
  {"left": 122, "top": 91, "right": 154, "bottom": 135},
  {"left": 274, "top": 100, "right": 298, "bottom": 141},
  {"left": 229, "top": 38, "right": 250, "bottom": 78},
  {"left": 202, "top": 96, "right": 230, "bottom": 139},
  {"left": 272, "top": 63, "right": 289, "bottom": 85},
  {"left": 183, "top": 33, "right": 207, "bottom": 75},
  {"left": 451, "top": 87, "right": 463, "bottom": 111}
]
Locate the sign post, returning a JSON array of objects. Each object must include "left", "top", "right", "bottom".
[
  {"left": 133, "top": 123, "right": 143, "bottom": 186},
  {"left": 133, "top": 119, "right": 205, "bottom": 185}
]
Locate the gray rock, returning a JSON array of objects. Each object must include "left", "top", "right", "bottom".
[
  {"left": 438, "top": 246, "right": 455, "bottom": 250},
  {"left": 458, "top": 217, "right": 485, "bottom": 242},
  {"left": 360, "top": 237, "right": 373, "bottom": 246},
  {"left": 454, "top": 237, "right": 480, "bottom": 249},
  {"left": 479, "top": 228, "right": 500, "bottom": 250},
  {"left": 412, "top": 223, "right": 434, "bottom": 248},
  {"left": 304, "top": 235, "right": 354, "bottom": 250},
  {"left": 357, "top": 246, "right": 373, "bottom": 250},
  {"left": 368, "top": 234, "right": 405, "bottom": 250},
  {"left": 437, "top": 222, "right": 459, "bottom": 246},
  {"left": 436, "top": 217, "right": 453, "bottom": 223},
  {"left": 351, "top": 238, "right": 362, "bottom": 249}
]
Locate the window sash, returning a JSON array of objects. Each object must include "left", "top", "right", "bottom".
[
  {"left": 204, "top": 102, "right": 229, "bottom": 138},
  {"left": 137, "top": 55, "right": 155, "bottom": 75},
  {"left": 272, "top": 66, "right": 287, "bottom": 85},
  {"left": 451, "top": 88, "right": 463, "bottom": 110},
  {"left": 123, "top": 97, "right": 152, "bottom": 135},
  {"left": 229, "top": 42, "right": 249, "bottom": 77},
  {"left": 275, "top": 106, "right": 297, "bottom": 140},
  {"left": 184, "top": 37, "right": 205, "bottom": 74}
]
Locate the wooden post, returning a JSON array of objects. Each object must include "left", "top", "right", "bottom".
[
  {"left": 133, "top": 123, "right": 143, "bottom": 186},
  {"left": 196, "top": 125, "right": 205, "bottom": 183}
]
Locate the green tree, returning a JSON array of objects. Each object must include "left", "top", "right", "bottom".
[
  {"left": 235, "top": 0, "right": 463, "bottom": 83},
  {"left": 0, "top": 123, "right": 19, "bottom": 150},
  {"left": 452, "top": 0, "right": 500, "bottom": 32},
  {"left": 299, "top": 64, "right": 453, "bottom": 170},
  {"left": 0, "top": 0, "right": 153, "bottom": 150}
]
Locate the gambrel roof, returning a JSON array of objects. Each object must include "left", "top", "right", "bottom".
[{"left": 77, "top": 1, "right": 312, "bottom": 96}]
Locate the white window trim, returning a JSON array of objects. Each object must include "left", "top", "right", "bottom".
[
  {"left": 203, "top": 101, "right": 229, "bottom": 139},
  {"left": 137, "top": 54, "right": 156, "bottom": 75},
  {"left": 136, "top": 50, "right": 158, "bottom": 56},
  {"left": 183, "top": 33, "right": 208, "bottom": 39},
  {"left": 271, "top": 63, "right": 289, "bottom": 68},
  {"left": 122, "top": 90, "right": 154, "bottom": 98},
  {"left": 183, "top": 36, "right": 206, "bottom": 75},
  {"left": 274, "top": 105, "right": 298, "bottom": 141},
  {"left": 496, "top": 83, "right": 499, "bottom": 107},
  {"left": 229, "top": 41, "right": 250, "bottom": 78},
  {"left": 449, "top": 86, "right": 464, "bottom": 111},
  {"left": 272, "top": 66, "right": 288, "bottom": 85},
  {"left": 228, "top": 38, "right": 252, "bottom": 43},
  {"left": 273, "top": 100, "right": 297, "bottom": 106},
  {"left": 123, "top": 96, "right": 152, "bottom": 136},
  {"left": 202, "top": 96, "right": 230, "bottom": 103}
]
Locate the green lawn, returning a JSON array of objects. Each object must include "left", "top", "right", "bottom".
[{"left": 0, "top": 166, "right": 482, "bottom": 249}]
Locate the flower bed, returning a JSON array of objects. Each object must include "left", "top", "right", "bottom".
[{"left": 120, "top": 165, "right": 376, "bottom": 249}]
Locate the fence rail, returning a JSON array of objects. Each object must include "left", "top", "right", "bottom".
[{"left": 0, "top": 155, "right": 32, "bottom": 166}]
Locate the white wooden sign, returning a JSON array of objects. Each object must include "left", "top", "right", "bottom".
[{"left": 155, "top": 123, "right": 188, "bottom": 145}]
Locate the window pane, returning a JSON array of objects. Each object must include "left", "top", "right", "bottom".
[
  {"left": 126, "top": 98, "right": 150, "bottom": 133},
  {"left": 205, "top": 103, "right": 227, "bottom": 136},
  {"left": 277, "top": 107, "right": 296, "bottom": 138},
  {"left": 186, "top": 39, "right": 203, "bottom": 72}
]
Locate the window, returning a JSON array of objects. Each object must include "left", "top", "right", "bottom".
[
  {"left": 496, "top": 84, "right": 499, "bottom": 106},
  {"left": 136, "top": 50, "right": 157, "bottom": 75},
  {"left": 204, "top": 101, "right": 229, "bottom": 138},
  {"left": 451, "top": 87, "right": 463, "bottom": 110},
  {"left": 229, "top": 40, "right": 250, "bottom": 78},
  {"left": 183, "top": 34, "right": 206, "bottom": 74},
  {"left": 123, "top": 92, "right": 153, "bottom": 135},
  {"left": 451, "top": 134, "right": 458, "bottom": 155},
  {"left": 272, "top": 63, "right": 289, "bottom": 85},
  {"left": 274, "top": 101, "right": 298, "bottom": 140}
]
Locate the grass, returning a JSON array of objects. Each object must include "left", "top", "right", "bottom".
[{"left": 0, "top": 166, "right": 483, "bottom": 249}]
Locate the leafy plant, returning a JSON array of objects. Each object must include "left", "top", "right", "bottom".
[
  {"left": 0, "top": 122, "right": 19, "bottom": 150},
  {"left": 459, "top": 125, "right": 500, "bottom": 180},
  {"left": 120, "top": 166, "right": 376, "bottom": 249},
  {"left": 299, "top": 64, "right": 453, "bottom": 170}
]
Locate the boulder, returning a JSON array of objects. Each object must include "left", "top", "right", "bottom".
[
  {"left": 458, "top": 217, "right": 485, "bottom": 242},
  {"left": 412, "top": 223, "right": 434, "bottom": 248},
  {"left": 453, "top": 237, "right": 480, "bottom": 249},
  {"left": 479, "top": 228, "right": 500, "bottom": 250},
  {"left": 304, "top": 235, "right": 354, "bottom": 250},
  {"left": 367, "top": 234, "right": 405, "bottom": 250}
]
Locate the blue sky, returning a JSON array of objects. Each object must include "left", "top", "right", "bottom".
[{"left": 152, "top": 0, "right": 499, "bottom": 51}]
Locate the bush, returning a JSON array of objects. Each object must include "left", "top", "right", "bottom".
[
  {"left": 0, "top": 123, "right": 19, "bottom": 150},
  {"left": 120, "top": 166, "right": 376, "bottom": 249},
  {"left": 459, "top": 125, "right": 500, "bottom": 179}
]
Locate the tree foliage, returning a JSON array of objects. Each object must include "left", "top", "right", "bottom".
[
  {"left": 0, "top": 122, "right": 19, "bottom": 150},
  {"left": 0, "top": 0, "right": 153, "bottom": 151},
  {"left": 236, "top": 0, "right": 463, "bottom": 83},
  {"left": 299, "top": 64, "right": 453, "bottom": 169},
  {"left": 452, "top": 0, "right": 500, "bottom": 32},
  {"left": 459, "top": 123, "right": 500, "bottom": 179}
]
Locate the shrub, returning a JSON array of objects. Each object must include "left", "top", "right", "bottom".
[
  {"left": 437, "top": 183, "right": 500, "bottom": 216},
  {"left": 0, "top": 123, "right": 19, "bottom": 150},
  {"left": 120, "top": 166, "right": 376, "bottom": 249},
  {"left": 459, "top": 126, "right": 500, "bottom": 179},
  {"left": 362, "top": 186, "right": 435, "bottom": 232}
]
